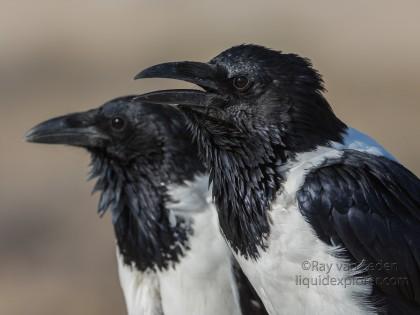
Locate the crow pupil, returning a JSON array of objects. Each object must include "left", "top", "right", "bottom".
[
  {"left": 233, "top": 76, "right": 249, "bottom": 90},
  {"left": 112, "top": 117, "right": 124, "bottom": 130}
]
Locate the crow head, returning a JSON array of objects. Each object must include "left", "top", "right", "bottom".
[
  {"left": 26, "top": 96, "right": 202, "bottom": 270},
  {"left": 135, "top": 44, "right": 346, "bottom": 159},
  {"left": 135, "top": 44, "right": 346, "bottom": 258},
  {"left": 26, "top": 95, "right": 192, "bottom": 166}
]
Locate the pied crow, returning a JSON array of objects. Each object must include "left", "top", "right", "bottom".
[
  {"left": 134, "top": 44, "right": 420, "bottom": 314},
  {"left": 26, "top": 95, "right": 268, "bottom": 315}
]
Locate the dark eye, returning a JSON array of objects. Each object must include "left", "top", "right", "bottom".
[
  {"left": 111, "top": 116, "right": 125, "bottom": 131},
  {"left": 232, "top": 76, "right": 251, "bottom": 91}
]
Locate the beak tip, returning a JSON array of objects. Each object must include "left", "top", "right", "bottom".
[
  {"left": 133, "top": 72, "right": 143, "bottom": 80},
  {"left": 134, "top": 68, "right": 154, "bottom": 80},
  {"left": 24, "top": 128, "right": 37, "bottom": 143}
]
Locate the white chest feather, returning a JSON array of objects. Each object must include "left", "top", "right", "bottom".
[
  {"left": 117, "top": 250, "right": 163, "bottom": 315},
  {"left": 235, "top": 200, "right": 374, "bottom": 315},
  {"left": 118, "top": 175, "right": 241, "bottom": 315},
  {"left": 235, "top": 133, "right": 389, "bottom": 315},
  {"left": 159, "top": 207, "right": 240, "bottom": 315},
  {"left": 159, "top": 175, "right": 240, "bottom": 315}
]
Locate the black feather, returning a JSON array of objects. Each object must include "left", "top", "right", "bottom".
[
  {"left": 86, "top": 96, "right": 205, "bottom": 271},
  {"left": 298, "top": 150, "right": 420, "bottom": 313}
]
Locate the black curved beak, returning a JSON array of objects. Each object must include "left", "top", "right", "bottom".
[
  {"left": 135, "top": 61, "right": 220, "bottom": 91},
  {"left": 25, "top": 109, "right": 108, "bottom": 148},
  {"left": 135, "top": 61, "right": 228, "bottom": 111}
]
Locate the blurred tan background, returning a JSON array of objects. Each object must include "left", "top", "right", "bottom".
[{"left": 1, "top": 0, "right": 419, "bottom": 314}]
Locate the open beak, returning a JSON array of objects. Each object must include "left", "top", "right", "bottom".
[
  {"left": 134, "top": 61, "right": 228, "bottom": 111},
  {"left": 25, "top": 109, "right": 108, "bottom": 148}
]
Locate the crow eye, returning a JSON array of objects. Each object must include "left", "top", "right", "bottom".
[
  {"left": 232, "top": 76, "right": 250, "bottom": 91},
  {"left": 111, "top": 116, "right": 125, "bottom": 131}
]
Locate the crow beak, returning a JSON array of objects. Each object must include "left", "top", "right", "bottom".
[
  {"left": 25, "top": 109, "right": 108, "bottom": 148},
  {"left": 135, "top": 61, "right": 228, "bottom": 111},
  {"left": 135, "top": 61, "right": 220, "bottom": 91}
]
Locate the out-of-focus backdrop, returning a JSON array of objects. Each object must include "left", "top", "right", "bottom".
[{"left": 1, "top": 1, "right": 419, "bottom": 314}]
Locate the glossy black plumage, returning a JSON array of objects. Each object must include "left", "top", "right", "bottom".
[
  {"left": 89, "top": 97, "right": 207, "bottom": 271},
  {"left": 179, "top": 104, "right": 284, "bottom": 259},
  {"left": 297, "top": 150, "right": 420, "bottom": 313},
  {"left": 89, "top": 151, "right": 194, "bottom": 271}
]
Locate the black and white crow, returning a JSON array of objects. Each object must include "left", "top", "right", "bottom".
[
  {"left": 26, "top": 95, "right": 267, "bottom": 315},
  {"left": 135, "top": 44, "right": 420, "bottom": 314}
]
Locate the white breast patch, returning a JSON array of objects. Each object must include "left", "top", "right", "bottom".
[
  {"left": 234, "top": 146, "right": 376, "bottom": 315},
  {"left": 118, "top": 175, "right": 241, "bottom": 315}
]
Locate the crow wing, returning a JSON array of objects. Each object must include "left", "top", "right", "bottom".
[{"left": 297, "top": 150, "right": 420, "bottom": 313}]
